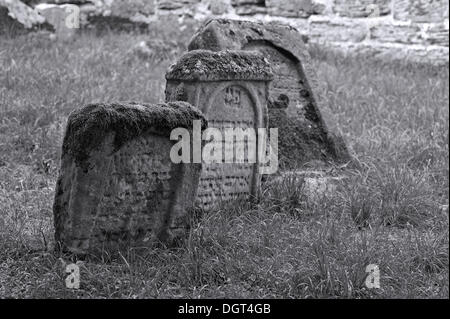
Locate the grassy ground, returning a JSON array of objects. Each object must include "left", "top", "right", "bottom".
[{"left": 0, "top": 30, "right": 448, "bottom": 298}]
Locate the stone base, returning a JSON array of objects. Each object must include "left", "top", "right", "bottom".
[{"left": 265, "top": 169, "right": 347, "bottom": 201}]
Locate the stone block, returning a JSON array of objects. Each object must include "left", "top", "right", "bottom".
[
  {"left": 53, "top": 101, "right": 207, "bottom": 255},
  {"left": 370, "top": 23, "right": 421, "bottom": 44},
  {"left": 165, "top": 50, "right": 273, "bottom": 209},
  {"left": 333, "top": 0, "right": 391, "bottom": 18},
  {"left": 158, "top": 0, "right": 201, "bottom": 10},
  {"left": 423, "top": 22, "right": 449, "bottom": 46},
  {"left": 231, "top": 0, "right": 267, "bottom": 15},
  {"left": 309, "top": 18, "right": 368, "bottom": 43},
  {"left": 208, "top": 0, "right": 232, "bottom": 15},
  {"left": 36, "top": 3, "right": 79, "bottom": 40},
  {"left": 393, "top": 0, "right": 449, "bottom": 22},
  {"left": 0, "top": 0, "right": 45, "bottom": 29},
  {"left": 266, "top": 0, "right": 315, "bottom": 18},
  {"left": 188, "top": 19, "right": 352, "bottom": 170}
]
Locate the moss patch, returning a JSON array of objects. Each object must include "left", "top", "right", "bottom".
[
  {"left": 269, "top": 108, "right": 347, "bottom": 169},
  {"left": 166, "top": 49, "right": 273, "bottom": 82},
  {"left": 62, "top": 101, "right": 207, "bottom": 165}
]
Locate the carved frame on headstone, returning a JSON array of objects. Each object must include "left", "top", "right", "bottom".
[{"left": 165, "top": 50, "right": 273, "bottom": 209}]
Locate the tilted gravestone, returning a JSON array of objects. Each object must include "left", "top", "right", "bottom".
[
  {"left": 165, "top": 50, "right": 273, "bottom": 209},
  {"left": 188, "top": 19, "right": 351, "bottom": 170},
  {"left": 53, "top": 101, "right": 207, "bottom": 255}
]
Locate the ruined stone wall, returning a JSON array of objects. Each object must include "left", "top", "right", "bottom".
[
  {"left": 2, "top": 0, "right": 449, "bottom": 65},
  {"left": 79, "top": 0, "right": 450, "bottom": 65}
]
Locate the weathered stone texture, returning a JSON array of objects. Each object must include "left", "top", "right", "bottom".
[
  {"left": 309, "top": 18, "right": 368, "bottom": 42},
  {"left": 188, "top": 19, "right": 352, "bottom": 170},
  {"left": 108, "top": 0, "right": 156, "bottom": 16},
  {"left": 166, "top": 50, "right": 273, "bottom": 208},
  {"left": 333, "top": 0, "right": 391, "bottom": 18},
  {"left": 36, "top": 3, "right": 79, "bottom": 39},
  {"left": 166, "top": 49, "right": 274, "bottom": 81},
  {"left": 1, "top": 5, "right": 23, "bottom": 34},
  {"left": 82, "top": 0, "right": 156, "bottom": 20},
  {"left": 370, "top": 23, "right": 422, "bottom": 44},
  {"left": 266, "top": 0, "right": 315, "bottom": 18},
  {"left": 3, "top": 0, "right": 448, "bottom": 67},
  {"left": 371, "top": 22, "right": 449, "bottom": 46},
  {"left": 403, "top": 45, "right": 449, "bottom": 65},
  {"left": 158, "top": 0, "right": 200, "bottom": 10},
  {"left": 231, "top": 0, "right": 266, "bottom": 15},
  {"left": 231, "top": 0, "right": 320, "bottom": 17},
  {"left": 231, "top": 0, "right": 263, "bottom": 5},
  {"left": 318, "top": 41, "right": 449, "bottom": 66},
  {"left": 207, "top": 0, "right": 231, "bottom": 15},
  {"left": 54, "top": 101, "right": 206, "bottom": 255},
  {"left": 0, "top": 0, "right": 44, "bottom": 28},
  {"left": 423, "top": 22, "right": 449, "bottom": 46},
  {"left": 394, "top": 0, "right": 449, "bottom": 22}
]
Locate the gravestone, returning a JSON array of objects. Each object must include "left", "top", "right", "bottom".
[
  {"left": 53, "top": 101, "right": 207, "bottom": 255},
  {"left": 165, "top": 50, "right": 273, "bottom": 209},
  {"left": 36, "top": 3, "right": 79, "bottom": 40},
  {"left": 188, "top": 18, "right": 351, "bottom": 170}
]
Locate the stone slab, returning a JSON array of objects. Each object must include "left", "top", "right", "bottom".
[
  {"left": 53, "top": 101, "right": 207, "bottom": 255},
  {"left": 188, "top": 18, "right": 352, "bottom": 170},
  {"left": 166, "top": 50, "right": 273, "bottom": 209}
]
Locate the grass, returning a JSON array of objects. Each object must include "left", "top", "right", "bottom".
[{"left": 0, "top": 29, "right": 448, "bottom": 298}]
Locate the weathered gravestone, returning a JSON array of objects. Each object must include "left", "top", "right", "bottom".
[
  {"left": 53, "top": 101, "right": 207, "bottom": 255},
  {"left": 188, "top": 18, "right": 351, "bottom": 170},
  {"left": 36, "top": 3, "right": 79, "bottom": 40},
  {"left": 165, "top": 50, "right": 274, "bottom": 209}
]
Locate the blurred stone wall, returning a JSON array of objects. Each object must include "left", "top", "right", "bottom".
[{"left": 2, "top": 0, "right": 449, "bottom": 65}]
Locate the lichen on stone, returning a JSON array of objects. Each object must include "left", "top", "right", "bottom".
[
  {"left": 165, "top": 49, "right": 274, "bottom": 81},
  {"left": 62, "top": 101, "right": 207, "bottom": 164}
]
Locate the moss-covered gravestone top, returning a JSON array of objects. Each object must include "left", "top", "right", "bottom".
[
  {"left": 53, "top": 101, "right": 207, "bottom": 256},
  {"left": 188, "top": 18, "right": 351, "bottom": 170},
  {"left": 165, "top": 50, "right": 273, "bottom": 209}
]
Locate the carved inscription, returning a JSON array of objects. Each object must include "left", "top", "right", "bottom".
[
  {"left": 224, "top": 86, "right": 242, "bottom": 108},
  {"left": 244, "top": 43, "right": 309, "bottom": 115},
  {"left": 91, "top": 134, "right": 174, "bottom": 246},
  {"left": 196, "top": 85, "right": 257, "bottom": 208}
]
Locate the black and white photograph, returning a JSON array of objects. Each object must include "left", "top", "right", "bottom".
[{"left": 0, "top": 0, "right": 448, "bottom": 302}]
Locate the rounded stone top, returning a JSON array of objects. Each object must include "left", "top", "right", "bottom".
[
  {"left": 165, "top": 50, "right": 274, "bottom": 82},
  {"left": 63, "top": 101, "right": 207, "bottom": 164}
]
